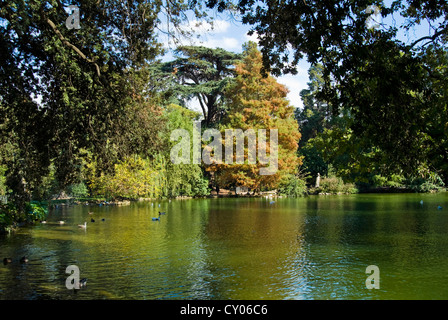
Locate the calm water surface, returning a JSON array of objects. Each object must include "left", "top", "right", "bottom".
[{"left": 1, "top": 193, "right": 448, "bottom": 300}]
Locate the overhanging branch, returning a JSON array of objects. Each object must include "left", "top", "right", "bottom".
[{"left": 44, "top": 15, "right": 101, "bottom": 77}]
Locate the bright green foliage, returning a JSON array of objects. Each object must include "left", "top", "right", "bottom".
[
  {"left": 88, "top": 155, "right": 162, "bottom": 200},
  {"left": 0, "top": 201, "right": 47, "bottom": 233},
  {"left": 26, "top": 201, "right": 48, "bottom": 222},
  {"left": 86, "top": 104, "right": 211, "bottom": 199},
  {"left": 165, "top": 104, "right": 210, "bottom": 197},
  {"left": 277, "top": 173, "right": 308, "bottom": 197},
  {"left": 67, "top": 182, "right": 89, "bottom": 199}
]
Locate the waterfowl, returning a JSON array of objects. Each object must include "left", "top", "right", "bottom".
[
  {"left": 40, "top": 220, "right": 47, "bottom": 224},
  {"left": 20, "top": 256, "right": 29, "bottom": 263},
  {"left": 88, "top": 212, "right": 94, "bottom": 215},
  {"left": 78, "top": 222, "right": 87, "bottom": 229},
  {"left": 269, "top": 201, "right": 275, "bottom": 205},
  {"left": 159, "top": 211, "right": 166, "bottom": 215},
  {"left": 101, "top": 218, "right": 105, "bottom": 221},
  {"left": 438, "top": 206, "right": 443, "bottom": 210},
  {"left": 91, "top": 218, "right": 95, "bottom": 222},
  {"left": 59, "top": 221, "right": 65, "bottom": 225},
  {"left": 152, "top": 217, "right": 160, "bottom": 221},
  {"left": 79, "top": 278, "right": 88, "bottom": 288},
  {"left": 3, "top": 258, "right": 12, "bottom": 265}
]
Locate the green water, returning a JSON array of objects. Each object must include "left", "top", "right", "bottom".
[{"left": 1, "top": 193, "right": 448, "bottom": 300}]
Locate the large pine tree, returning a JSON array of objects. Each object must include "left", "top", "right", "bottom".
[{"left": 161, "top": 46, "right": 241, "bottom": 127}]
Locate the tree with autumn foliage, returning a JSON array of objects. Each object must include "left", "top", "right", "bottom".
[{"left": 209, "top": 42, "right": 301, "bottom": 193}]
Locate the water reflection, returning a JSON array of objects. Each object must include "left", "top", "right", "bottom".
[{"left": 0, "top": 193, "right": 447, "bottom": 299}]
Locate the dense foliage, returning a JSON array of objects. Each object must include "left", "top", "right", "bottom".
[{"left": 205, "top": 0, "right": 448, "bottom": 182}]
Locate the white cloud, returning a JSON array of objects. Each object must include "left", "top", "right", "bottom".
[
  {"left": 199, "top": 36, "right": 240, "bottom": 50},
  {"left": 244, "top": 31, "right": 259, "bottom": 44},
  {"left": 186, "top": 19, "right": 231, "bottom": 35},
  {"left": 277, "top": 68, "right": 309, "bottom": 110}
]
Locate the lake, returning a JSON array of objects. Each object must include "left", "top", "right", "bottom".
[{"left": 1, "top": 192, "right": 447, "bottom": 300}]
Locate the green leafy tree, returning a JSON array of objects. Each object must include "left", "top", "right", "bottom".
[
  {"left": 165, "top": 104, "right": 210, "bottom": 197},
  {"left": 0, "top": 0, "right": 211, "bottom": 215},
  {"left": 295, "top": 63, "right": 331, "bottom": 181},
  {"left": 205, "top": 0, "right": 448, "bottom": 184}
]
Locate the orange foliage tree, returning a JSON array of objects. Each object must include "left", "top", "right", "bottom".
[{"left": 209, "top": 42, "right": 302, "bottom": 192}]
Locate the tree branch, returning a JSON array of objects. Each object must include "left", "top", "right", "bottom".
[
  {"left": 409, "top": 28, "right": 446, "bottom": 49},
  {"left": 44, "top": 15, "right": 101, "bottom": 77}
]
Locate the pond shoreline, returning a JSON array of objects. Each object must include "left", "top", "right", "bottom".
[{"left": 2, "top": 187, "right": 446, "bottom": 235}]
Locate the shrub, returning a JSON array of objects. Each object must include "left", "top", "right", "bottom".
[
  {"left": 26, "top": 201, "right": 48, "bottom": 222},
  {"left": 407, "top": 172, "right": 445, "bottom": 192},
  {"left": 319, "top": 176, "right": 358, "bottom": 194},
  {"left": 278, "top": 174, "right": 308, "bottom": 197},
  {"left": 0, "top": 201, "right": 48, "bottom": 233},
  {"left": 67, "top": 182, "right": 89, "bottom": 198}
]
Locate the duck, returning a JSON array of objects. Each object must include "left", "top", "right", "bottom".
[
  {"left": 40, "top": 220, "right": 47, "bottom": 224},
  {"left": 88, "top": 212, "right": 94, "bottom": 215},
  {"left": 78, "top": 222, "right": 87, "bottom": 229},
  {"left": 59, "top": 221, "right": 65, "bottom": 225},
  {"left": 101, "top": 218, "right": 105, "bottom": 221},
  {"left": 438, "top": 206, "right": 443, "bottom": 210},
  {"left": 152, "top": 212, "right": 161, "bottom": 221},
  {"left": 3, "top": 258, "right": 12, "bottom": 265},
  {"left": 79, "top": 278, "right": 88, "bottom": 288},
  {"left": 90, "top": 218, "right": 95, "bottom": 222},
  {"left": 159, "top": 211, "right": 166, "bottom": 215},
  {"left": 20, "top": 256, "right": 29, "bottom": 263}
]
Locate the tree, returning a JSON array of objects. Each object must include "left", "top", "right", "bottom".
[
  {"left": 295, "top": 63, "right": 331, "bottom": 181},
  {"left": 205, "top": 0, "right": 448, "bottom": 182},
  {"left": 0, "top": 0, "right": 211, "bottom": 211},
  {"left": 165, "top": 104, "right": 210, "bottom": 197},
  {"left": 210, "top": 42, "right": 301, "bottom": 192},
  {"left": 161, "top": 45, "right": 241, "bottom": 127}
]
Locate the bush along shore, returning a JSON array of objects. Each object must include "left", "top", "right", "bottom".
[{"left": 1, "top": 171, "right": 446, "bottom": 235}]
